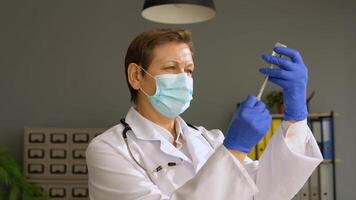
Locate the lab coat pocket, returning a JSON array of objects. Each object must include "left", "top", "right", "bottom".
[{"left": 148, "top": 163, "right": 177, "bottom": 195}]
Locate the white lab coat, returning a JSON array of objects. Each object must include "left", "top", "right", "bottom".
[{"left": 86, "top": 107, "right": 323, "bottom": 200}]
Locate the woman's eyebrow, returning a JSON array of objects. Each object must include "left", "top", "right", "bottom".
[
  {"left": 163, "top": 60, "right": 180, "bottom": 64},
  {"left": 163, "top": 59, "right": 193, "bottom": 64},
  {"left": 161, "top": 60, "right": 194, "bottom": 69}
]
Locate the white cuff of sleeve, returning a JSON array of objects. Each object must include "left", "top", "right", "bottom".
[{"left": 281, "top": 119, "right": 311, "bottom": 155}]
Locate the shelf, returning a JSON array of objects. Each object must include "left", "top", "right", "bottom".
[{"left": 271, "top": 112, "right": 339, "bottom": 118}]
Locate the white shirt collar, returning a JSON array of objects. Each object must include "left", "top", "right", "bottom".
[{"left": 125, "top": 107, "right": 191, "bottom": 144}]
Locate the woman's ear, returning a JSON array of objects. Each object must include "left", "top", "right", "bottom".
[{"left": 127, "top": 63, "right": 142, "bottom": 90}]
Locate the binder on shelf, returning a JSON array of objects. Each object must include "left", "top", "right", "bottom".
[
  {"left": 291, "top": 193, "right": 300, "bottom": 200},
  {"left": 309, "top": 167, "right": 320, "bottom": 200},
  {"left": 311, "top": 119, "right": 322, "bottom": 151},
  {"left": 247, "top": 146, "right": 257, "bottom": 160},
  {"left": 321, "top": 117, "right": 334, "bottom": 160},
  {"left": 320, "top": 162, "right": 334, "bottom": 200},
  {"left": 265, "top": 124, "right": 274, "bottom": 148},
  {"left": 272, "top": 118, "right": 282, "bottom": 133},
  {"left": 256, "top": 136, "right": 266, "bottom": 159},
  {"left": 300, "top": 179, "right": 310, "bottom": 200}
]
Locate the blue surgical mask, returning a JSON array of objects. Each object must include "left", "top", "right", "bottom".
[{"left": 138, "top": 66, "right": 193, "bottom": 118}]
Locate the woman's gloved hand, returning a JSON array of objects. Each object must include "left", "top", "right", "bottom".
[
  {"left": 223, "top": 96, "right": 272, "bottom": 153},
  {"left": 259, "top": 47, "right": 308, "bottom": 121}
]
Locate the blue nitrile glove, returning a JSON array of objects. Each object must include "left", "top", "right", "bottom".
[
  {"left": 259, "top": 47, "right": 308, "bottom": 121},
  {"left": 223, "top": 96, "right": 272, "bottom": 153}
]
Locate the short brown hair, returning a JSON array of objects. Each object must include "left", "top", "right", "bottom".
[{"left": 124, "top": 28, "right": 194, "bottom": 103}]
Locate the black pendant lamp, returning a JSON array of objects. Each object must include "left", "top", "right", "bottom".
[{"left": 142, "top": 0, "right": 216, "bottom": 24}]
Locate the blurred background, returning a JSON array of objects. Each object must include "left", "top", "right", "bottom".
[{"left": 0, "top": 0, "right": 355, "bottom": 199}]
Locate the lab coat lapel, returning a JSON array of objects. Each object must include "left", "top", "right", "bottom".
[
  {"left": 177, "top": 117, "right": 215, "bottom": 172},
  {"left": 125, "top": 107, "right": 192, "bottom": 164}
]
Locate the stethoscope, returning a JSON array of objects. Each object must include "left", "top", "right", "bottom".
[{"left": 119, "top": 118, "right": 212, "bottom": 176}]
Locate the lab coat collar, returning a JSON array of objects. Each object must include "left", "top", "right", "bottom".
[
  {"left": 125, "top": 107, "right": 193, "bottom": 164},
  {"left": 176, "top": 116, "right": 215, "bottom": 172},
  {"left": 125, "top": 107, "right": 163, "bottom": 141}
]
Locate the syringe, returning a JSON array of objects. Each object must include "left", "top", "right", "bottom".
[{"left": 256, "top": 42, "right": 287, "bottom": 101}]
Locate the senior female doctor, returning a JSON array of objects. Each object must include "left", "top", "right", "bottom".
[{"left": 86, "top": 29, "right": 323, "bottom": 200}]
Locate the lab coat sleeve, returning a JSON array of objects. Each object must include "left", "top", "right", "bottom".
[
  {"left": 86, "top": 135, "right": 259, "bottom": 200},
  {"left": 171, "top": 145, "right": 259, "bottom": 200},
  {"left": 251, "top": 119, "right": 324, "bottom": 200}
]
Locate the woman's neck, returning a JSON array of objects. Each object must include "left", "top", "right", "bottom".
[{"left": 135, "top": 97, "right": 177, "bottom": 139}]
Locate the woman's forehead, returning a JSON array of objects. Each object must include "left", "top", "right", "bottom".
[{"left": 152, "top": 42, "right": 193, "bottom": 64}]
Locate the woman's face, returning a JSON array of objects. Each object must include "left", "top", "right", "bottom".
[{"left": 140, "top": 42, "right": 194, "bottom": 96}]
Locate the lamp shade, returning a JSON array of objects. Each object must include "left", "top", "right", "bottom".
[{"left": 142, "top": 0, "right": 216, "bottom": 24}]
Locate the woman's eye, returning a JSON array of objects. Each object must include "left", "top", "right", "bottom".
[{"left": 186, "top": 69, "right": 193, "bottom": 74}]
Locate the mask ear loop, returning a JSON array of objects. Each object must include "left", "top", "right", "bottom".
[
  {"left": 137, "top": 65, "right": 156, "bottom": 97},
  {"left": 137, "top": 65, "right": 155, "bottom": 79}
]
